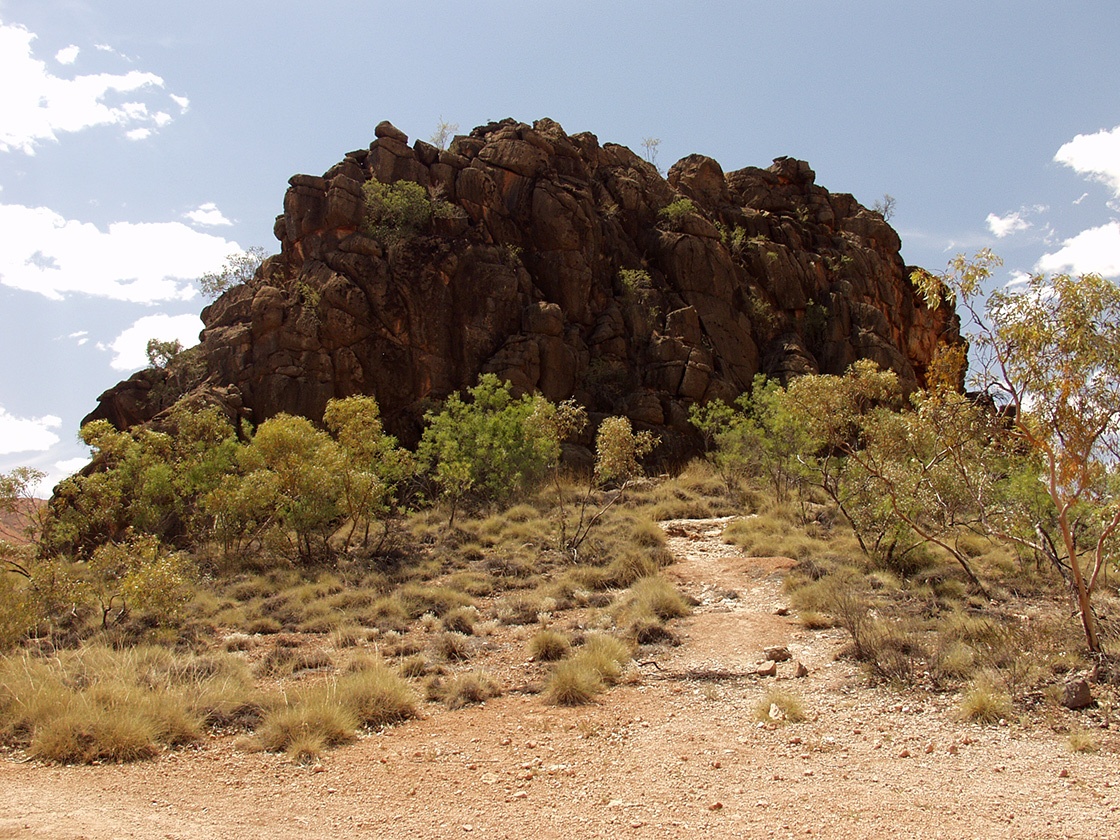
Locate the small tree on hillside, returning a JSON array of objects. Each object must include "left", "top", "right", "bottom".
[
  {"left": 418, "top": 375, "right": 560, "bottom": 525},
  {"left": 913, "top": 252, "right": 1120, "bottom": 651},
  {"left": 198, "top": 247, "right": 266, "bottom": 300},
  {"left": 323, "top": 395, "right": 414, "bottom": 551}
]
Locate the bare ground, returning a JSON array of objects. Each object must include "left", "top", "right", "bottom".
[{"left": 2, "top": 517, "right": 1117, "bottom": 839}]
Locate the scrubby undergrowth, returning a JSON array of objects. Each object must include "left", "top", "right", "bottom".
[{"left": 2, "top": 456, "right": 1117, "bottom": 765}]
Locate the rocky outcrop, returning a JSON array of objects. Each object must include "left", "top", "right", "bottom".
[{"left": 84, "top": 118, "right": 961, "bottom": 451}]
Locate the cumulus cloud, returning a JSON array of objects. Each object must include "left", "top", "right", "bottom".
[
  {"left": 0, "top": 407, "right": 61, "bottom": 455},
  {"left": 170, "top": 94, "right": 190, "bottom": 112},
  {"left": 986, "top": 212, "right": 1031, "bottom": 238},
  {"left": 102, "top": 313, "right": 204, "bottom": 372},
  {"left": 0, "top": 20, "right": 184, "bottom": 153},
  {"left": 54, "top": 457, "right": 89, "bottom": 478},
  {"left": 54, "top": 45, "right": 79, "bottom": 65},
  {"left": 1054, "top": 126, "right": 1120, "bottom": 198},
  {"left": 1036, "top": 221, "right": 1120, "bottom": 278},
  {"left": 0, "top": 202, "right": 238, "bottom": 302},
  {"left": 185, "top": 202, "right": 233, "bottom": 227}
]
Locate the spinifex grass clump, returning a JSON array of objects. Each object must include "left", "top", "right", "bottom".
[
  {"left": 0, "top": 645, "right": 256, "bottom": 763},
  {"left": 257, "top": 658, "right": 417, "bottom": 759},
  {"left": 615, "top": 574, "right": 692, "bottom": 643},
  {"left": 544, "top": 633, "right": 632, "bottom": 706},
  {"left": 529, "top": 629, "right": 571, "bottom": 662}
]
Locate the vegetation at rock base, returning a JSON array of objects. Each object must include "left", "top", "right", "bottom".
[{"left": 1, "top": 254, "right": 1118, "bottom": 764}]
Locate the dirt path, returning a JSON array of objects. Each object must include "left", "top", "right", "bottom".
[{"left": 2, "top": 517, "right": 1117, "bottom": 839}]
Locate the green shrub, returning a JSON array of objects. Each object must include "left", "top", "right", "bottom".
[
  {"left": 658, "top": 198, "right": 698, "bottom": 231},
  {"left": 419, "top": 375, "right": 562, "bottom": 521},
  {"left": 363, "top": 179, "right": 432, "bottom": 242}
]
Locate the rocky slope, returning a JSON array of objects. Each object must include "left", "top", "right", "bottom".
[{"left": 84, "top": 118, "right": 959, "bottom": 449}]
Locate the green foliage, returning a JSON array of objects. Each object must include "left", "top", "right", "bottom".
[
  {"left": 594, "top": 416, "right": 658, "bottom": 486},
  {"left": 658, "top": 197, "right": 698, "bottom": 231},
  {"left": 618, "top": 268, "right": 652, "bottom": 301},
  {"left": 0, "top": 466, "right": 46, "bottom": 547},
  {"left": 50, "top": 402, "right": 240, "bottom": 553},
  {"left": 363, "top": 178, "right": 432, "bottom": 243},
  {"left": 211, "top": 414, "right": 344, "bottom": 563},
  {"left": 689, "top": 375, "right": 809, "bottom": 500},
  {"left": 87, "top": 532, "right": 195, "bottom": 628},
  {"left": 145, "top": 338, "right": 183, "bottom": 370},
  {"left": 716, "top": 223, "right": 748, "bottom": 257},
  {"left": 917, "top": 253, "right": 1120, "bottom": 650},
  {"left": 419, "top": 374, "right": 561, "bottom": 521},
  {"left": 323, "top": 395, "right": 413, "bottom": 552},
  {"left": 198, "top": 247, "right": 266, "bottom": 300}
]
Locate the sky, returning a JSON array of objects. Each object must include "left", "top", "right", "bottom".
[{"left": 1, "top": 0, "right": 1118, "bottom": 494}]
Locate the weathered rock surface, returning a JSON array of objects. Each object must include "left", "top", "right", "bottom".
[{"left": 84, "top": 118, "right": 960, "bottom": 451}]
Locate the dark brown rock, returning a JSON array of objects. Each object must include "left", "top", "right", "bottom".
[
  {"left": 374, "top": 120, "right": 408, "bottom": 144},
  {"left": 82, "top": 118, "right": 962, "bottom": 455},
  {"left": 1061, "top": 679, "right": 1093, "bottom": 710}
]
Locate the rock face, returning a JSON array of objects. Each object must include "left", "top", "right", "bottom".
[{"left": 84, "top": 118, "right": 960, "bottom": 451}]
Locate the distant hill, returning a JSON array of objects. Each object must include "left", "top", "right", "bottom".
[{"left": 0, "top": 499, "right": 45, "bottom": 545}]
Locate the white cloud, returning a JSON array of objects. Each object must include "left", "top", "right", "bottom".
[
  {"left": 185, "top": 202, "right": 233, "bottom": 227},
  {"left": 170, "top": 94, "right": 190, "bottom": 112},
  {"left": 0, "top": 202, "right": 238, "bottom": 302},
  {"left": 1036, "top": 221, "right": 1120, "bottom": 278},
  {"left": 0, "top": 21, "right": 180, "bottom": 154},
  {"left": 986, "top": 211, "right": 1030, "bottom": 238},
  {"left": 0, "top": 406, "right": 61, "bottom": 455},
  {"left": 54, "top": 457, "right": 88, "bottom": 477},
  {"left": 55, "top": 45, "right": 79, "bottom": 65},
  {"left": 68, "top": 330, "right": 89, "bottom": 346},
  {"left": 1054, "top": 126, "right": 1120, "bottom": 199},
  {"left": 104, "top": 313, "right": 203, "bottom": 372},
  {"left": 126, "top": 127, "right": 152, "bottom": 141}
]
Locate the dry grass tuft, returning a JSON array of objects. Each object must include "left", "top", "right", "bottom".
[
  {"left": 0, "top": 646, "right": 255, "bottom": 764},
  {"left": 440, "top": 671, "right": 501, "bottom": 709},
  {"left": 544, "top": 658, "right": 605, "bottom": 706},
  {"left": 529, "top": 629, "right": 571, "bottom": 662},
  {"left": 959, "top": 673, "right": 1013, "bottom": 724},
  {"left": 752, "top": 687, "right": 807, "bottom": 724}
]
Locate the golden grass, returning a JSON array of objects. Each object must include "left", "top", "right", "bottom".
[
  {"left": 529, "top": 629, "right": 571, "bottom": 662},
  {"left": 0, "top": 645, "right": 256, "bottom": 763}
]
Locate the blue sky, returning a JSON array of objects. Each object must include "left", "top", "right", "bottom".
[{"left": 1, "top": 0, "right": 1119, "bottom": 493}]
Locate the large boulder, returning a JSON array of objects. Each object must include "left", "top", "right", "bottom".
[{"left": 83, "top": 118, "right": 961, "bottom": 452}]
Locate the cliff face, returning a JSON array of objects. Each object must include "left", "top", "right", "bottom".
[{"left": 85, "top": 118, "right": 959, "bottom": 448}]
